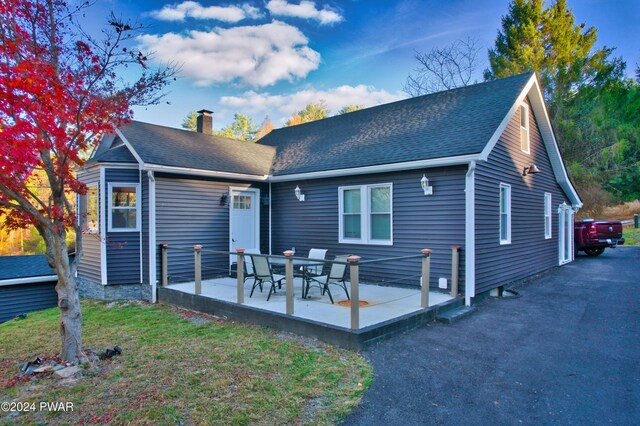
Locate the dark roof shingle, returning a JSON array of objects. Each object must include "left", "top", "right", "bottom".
[
  {"left": 258, "top": 72, "right": 533, "bottom": 175},
  {"left": 0, "top": 255, "right": 55, "bottom": 281},
  {"left": 117, "top": 122, "right": 275, "bottom": 176}
]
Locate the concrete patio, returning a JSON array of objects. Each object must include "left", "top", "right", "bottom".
[{"left": 158, "top": 276, "right": 459, "bottom": 348}]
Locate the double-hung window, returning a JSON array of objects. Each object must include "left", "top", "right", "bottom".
[
  {"left": 81, "top": 183, "right": 99, "bottom": 233},
  {"left": 544, "top": 193, "right": 552, "bottom": 239},
  {"left": 520, "top": 104, "right": 530, "bottom": 153},
  {"left": 339, "top": 184, "right": 392, "bottom": 245},
  {"left": 499, "top": 183, "right": 511, "bottom": 244},
  {"left": 108, "top": 183, "right": 140, "bottom": 232}
]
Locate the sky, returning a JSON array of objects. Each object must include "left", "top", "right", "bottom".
[{"left": 85, "top": 0, "right": 639, "bottom": 131}]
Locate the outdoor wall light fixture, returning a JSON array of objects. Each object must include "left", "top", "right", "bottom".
[
  {"left": 294, "top": 185, "right": 305, "bottom": 201},
  {"left": 220, "top": 192, "right": 228, "bottom": 206},
  {"left": 522, "top": 164, "right": 541, "bottom": 176},
  {"left": 421, "top": 174, "right": 433, "bottom": 195}
]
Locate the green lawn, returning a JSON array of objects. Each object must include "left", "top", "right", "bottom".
[
  {"left": 0, "top": 301, "right": 372, "bottom": 425},
  {"left": 623, "top": 226, "right": 640, "bottom": 246}
]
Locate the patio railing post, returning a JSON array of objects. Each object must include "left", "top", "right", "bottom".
[
  {"left": 348, "top": 255, "right": 361, "bottom": 330},
  {"left": 284, "top": 250, "right": 294, "bottom": 316},
  {"left": 421, "top": 248, "right": 432, "bottom": 308},
  {"left": 194, "top": 245, "right": 202, "bottom": 295},
  {"left": 160, "top": 243, "right": 169, "bottom": 287},
  {"left": 236, "top": 248, "right": 245, "bottom": 304},
  {"left": 451, "top": 245, "right": 460, "bottom": 298}
]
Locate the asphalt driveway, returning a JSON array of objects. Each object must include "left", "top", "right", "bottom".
[{"left": 344, "top": 247, "right": 639, "bottom": 425}]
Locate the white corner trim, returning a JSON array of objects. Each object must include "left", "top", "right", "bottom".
[
  {"left": 100, "top": 167, "right": 108, "bottom": 285},
  {"left": 148, "top": 171, "right": 157, "bottom": 303},
  {"left": 0, "top": 275, "right": 58, "bottom": 287},
  {"left": 464, "top": 161, "right": 476, "bottom": 306},
  {"left": 269, "top": 154, "right": 479, "bottom": 182}
]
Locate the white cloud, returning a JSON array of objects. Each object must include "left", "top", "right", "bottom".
[
  {"left": 266, "top": 0, "right": 343, "bottom": 25},
  {"left": 220, "top": 85, "right": 405, "bottom": 124},
  {"left": 137, "top": 21, "right": 321, "bottom": 87},
  {"left": 150, "top": 1, "right": 261, "bottom": 22}
]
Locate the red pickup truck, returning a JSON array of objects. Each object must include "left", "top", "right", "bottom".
[{"left": 574, "top": 219, "right": 625, "bottom": 256}]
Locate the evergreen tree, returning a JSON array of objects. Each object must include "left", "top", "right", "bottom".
[
  {"left": 215, "top": 114, "right": 259, "bottom": 141},
  {"left": 182, "top": 111, "right": 198, "bottom": 131},
  {"left": 337, "top": 104, "right": 364, "bottom": 114}
]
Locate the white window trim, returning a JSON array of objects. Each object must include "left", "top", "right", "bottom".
[
  {"left": 520, "top": 103, "right": 530, "bottom": 154},
  {"left": 339, "top": 183, "right": 393, "bottom": 245},
  {"left": 499, "top": 183, "right": 511, "bottom": 245},
  {"left": 108, "top": 182, "right": 140, "bottom": 232},
  {"left": 544, "top": 192, "right": 552, "bottom": 239},
  {"left": 81, "top": 182, "right": 99, "bottom": 234}
]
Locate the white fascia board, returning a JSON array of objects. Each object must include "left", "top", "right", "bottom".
[
  {"left": 479, "top": 74, "right": 537, "bottom": 161},
  {"left": 92, "top": 162, "right": 139, "bottom": 169},
  {"left": 0, "top": 276, "right": 58, "bottom": 287},
  {"left": 144, "top": 164, "right": 269, "bottom": 182},
  {"left": 527, "top": 81, "right": 583, "bottom": 208},
  {"left": 269, "top": 154, "right": 479, "bottom": 182},
  {"left": 478, "top": 74, "right": 582, "bottom": 209},
  {"left": 464, "top": 161, "right": 476, "bottom": 306},
  {"left": 114, "top": 128, "right": 145, "bottom": 167}
]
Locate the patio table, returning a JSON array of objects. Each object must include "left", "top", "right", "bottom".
[{"left": 269, "top": 258, "right": 325, "bottom": 299}]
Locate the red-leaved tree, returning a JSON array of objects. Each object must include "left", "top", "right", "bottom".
[{"left": 0, "top": 0, "right": 176, "bottom": 362}]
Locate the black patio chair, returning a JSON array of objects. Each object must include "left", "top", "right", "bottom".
[
  {"left": 242, "top": 249, "right": 260, "bottom": 291},
  {"left": 250, "top": 254, "right": 285, "bottom": 301},
  {"left": 306, "top": 255, "right": 350, "bottom": 304}
]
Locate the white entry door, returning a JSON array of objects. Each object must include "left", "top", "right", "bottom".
[
  {"left": 229, "top": 188, "right": 260, "bottom": 264},
  {"left": 558, "top": 203, "right": 573, "bottom": 265}
]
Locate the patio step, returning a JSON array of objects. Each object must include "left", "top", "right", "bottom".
[{"left": 436, "top": 305, "right": 477, "bottom": 324}]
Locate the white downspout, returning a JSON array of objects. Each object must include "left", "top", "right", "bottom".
[
  {"left": 148, "top": 171, "right": 157, "bottom": 303},
  {"left": 464, "top": 161, "right": 476, "bottom": 306},
  {"left": 269, "top": 181, "right": 272, "bottom": 255}
]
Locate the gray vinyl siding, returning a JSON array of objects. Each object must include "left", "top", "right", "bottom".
[
  {"left": 0, "top": 281, "right": 58, "bottom": 323},
  {"left": 475, "top": 97, "right": 570, "bottom": 294},
  {"left": 155, "top": 175, "right": 268, "bottom": 283},
  {"left": 77, "top": 165, "right": 101, "bottom": 284},
  {"left": 105, "top": 168, "right": 141, "bottom": 284},
  {"left": 271, "top": 167, "right": 466, "bottom": 289}
]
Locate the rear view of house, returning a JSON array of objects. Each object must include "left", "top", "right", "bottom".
[{"left": 76, "top": 72, "right": 581, "bottom": 307}]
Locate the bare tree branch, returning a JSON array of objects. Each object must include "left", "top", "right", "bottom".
[{"left": 404, "top": 37, "right": 481, "bottom": 97}]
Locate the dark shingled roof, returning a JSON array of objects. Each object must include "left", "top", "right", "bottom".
[
  {"left": 0, "top": 255, "right": 55, "bottom": 281},
  {"left": 117, "top": 121, "right": 276, "bottom": 176},
  {"left": 90, "top": 144, "right": 137, "bottom": 163},
  {"left": 258, "top": 72, "right": 534, "bottom": 175}
]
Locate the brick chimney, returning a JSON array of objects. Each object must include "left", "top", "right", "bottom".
[{"left": 196, "top": 109, "right": 213, "bottom": 135}]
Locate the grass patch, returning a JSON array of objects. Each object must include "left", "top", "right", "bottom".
[
  {"left": 623, "top": 226, "right": 640, "bottom": 246},
  {"left": 0, "top": 301, "right": 371, "bottom": 425}
]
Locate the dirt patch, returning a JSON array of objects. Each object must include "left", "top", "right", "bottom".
[{"left": 176, "top": 307, "right": 227, "bottom": 325}]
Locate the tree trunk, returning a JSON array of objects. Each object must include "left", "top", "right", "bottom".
[{"left": 49, "top": 231, "right": 83, "bottom": 363}]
